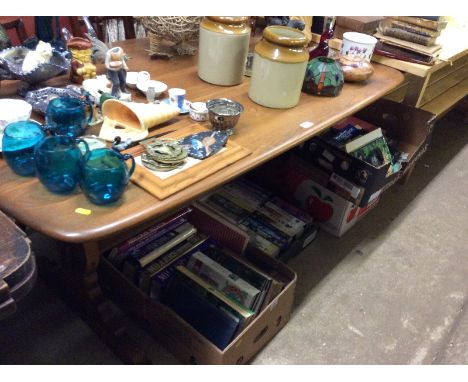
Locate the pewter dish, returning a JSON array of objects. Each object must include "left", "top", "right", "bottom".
[
  {"left": 24, "top": 86, "right": 82, "bottom": 115},
  {"left": 0, "top": 46, "right": 70, "bottom": 85}
]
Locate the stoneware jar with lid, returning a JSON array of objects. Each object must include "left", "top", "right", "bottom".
[
  {"left": 248, "top": 26, "right": 309, "bottom": 109},
  {"left": 198, "top": 16, "right": 251, "bottom": 86}
]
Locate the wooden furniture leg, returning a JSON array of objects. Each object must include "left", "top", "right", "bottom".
[{"left": 42, "top": 240, "right": 150, "bottom": 364}]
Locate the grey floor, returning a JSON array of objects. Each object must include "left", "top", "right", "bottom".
[{"left": 0, "top": 108, "right": 467, "bottom": 365}]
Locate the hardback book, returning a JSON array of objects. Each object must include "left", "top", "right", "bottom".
[
  {"left": 149, "top": 238, "right": 217, "bottom": 300},
  {"left": 345, "top": 128, "right": 385, "bottom": 153},
  {"left": 389, "top": 16, "right": 448, "bottom": 32},
  {"left": 106, "top": 207, "right": 191, "bottom": 269},
  {"left": 352, "top": 136, "right": 394, "bottom": 175},
  {"left": 186, "top": 251, "right": 261, "bottom": 310},
  {"left": 256, "top": 202, "right": 306, "bottom": 239},
  {"left": 138, "top": 233, "right": 209, "bottom": 295},
  {"left": 240, "top": 215, "right": 291, "bottom": 251},
  {"left": 385, "top": 19, "right": 441, "bottom": 38},
  {"left": 238, "top": 221, "right": 281, "bottom": 258},
  {"left": 202, "top": 246, "right": 285, "bottom": 313},
  {"left": 374, "top": 32, "right": 442, "bottom": 57},
  {"left": 122, "top": 222, "right": 197, "bottom": 282},
  {"left": 380, "top": 25, "right": 438, "bottom": 46},
  {"left": 162, "top": 269, "right": 242, "bottom": 350},
  {"left": 198, "top": 192, "right": 249, "bottom": 224}
]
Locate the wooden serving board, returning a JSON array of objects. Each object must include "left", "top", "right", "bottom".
[{"left": 124, "top": 125, "right": 251, "bottom": 200}]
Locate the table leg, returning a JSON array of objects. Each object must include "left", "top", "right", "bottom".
[{"left": 45, "top": 240, "right": 151, "bottom": 364}]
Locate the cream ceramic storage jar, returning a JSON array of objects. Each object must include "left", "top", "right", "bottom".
[
  {"left": 248, "top": 26, "right": 309, "bottom": 109},
  {"left": 198, "top": 16, "right": 251, "bottom": 86}
]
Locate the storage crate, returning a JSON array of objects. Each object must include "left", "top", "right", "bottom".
[{"left": 99, "top": 205, "right": 297, "bottom": 364}]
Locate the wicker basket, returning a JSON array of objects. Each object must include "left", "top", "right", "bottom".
[{"left": 137, "top": 16, "right": 202, "bottom": 58}]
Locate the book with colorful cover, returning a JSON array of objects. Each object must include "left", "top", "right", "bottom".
[{"left": 186, "top": 251, "right": 261, "bottom": 310}]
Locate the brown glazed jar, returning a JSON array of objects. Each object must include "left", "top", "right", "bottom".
[
  {"left": 248, "top": 26, "right": 308, "bottom": 108},
  {"left": 198, "top": 16, "right": 251, "bottom": 86}
]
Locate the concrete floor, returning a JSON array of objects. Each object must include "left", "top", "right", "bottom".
[{"left": 0, "top": 108, "right": 467, "bottom": 365}]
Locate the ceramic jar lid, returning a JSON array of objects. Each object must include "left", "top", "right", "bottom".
[
  {"left": 201, "top": 16, "right": 250, "bottom": 34},
  {"left": 255, "top": 26, "right": 308, "bottom": 63}
]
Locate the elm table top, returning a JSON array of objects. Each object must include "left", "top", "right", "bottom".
[{"left": 0, "top": 38, "right": 404, "bottom": 243}]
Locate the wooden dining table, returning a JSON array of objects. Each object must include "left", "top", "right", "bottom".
[{"left": 0, "top": 37, "right": 404, "bottom": 363}]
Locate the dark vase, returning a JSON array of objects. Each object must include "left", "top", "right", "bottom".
[{"left": 302, "top": 56, "right": 344, "bottom": 97}]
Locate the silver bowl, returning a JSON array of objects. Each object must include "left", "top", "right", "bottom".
[{"left": 206, "top": 98, "right": 244, "bottom": 134}]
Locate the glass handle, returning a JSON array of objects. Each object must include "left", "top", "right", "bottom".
[
  {"left": 75, "top": 138, "right": 91, "bottom": 161},
  {"left": 122, "top": 153, "right": 136, "bottom": 178},
  {"left": 83, "top": 99, "right": 94, "bottom": 126}
]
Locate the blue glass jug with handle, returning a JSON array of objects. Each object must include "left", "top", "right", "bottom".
[
  {"left": 79, "top": 148, "right": 135, "bottom": 205},
  {"left": 2, "top": 120, "right": 45, "bottom": 176},
  {"left": 45, "top": 96, "right": 93, "bottom": 138},
  {"left": 34, "top": 135, "right": 90, "bottom": 194}
]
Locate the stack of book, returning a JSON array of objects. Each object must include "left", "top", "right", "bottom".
[
  {"left": 197, "top": 178, "right": 315, "bottom": 259},
  {"left": 105, "top": 205, "right": 285, "bottom": 350},
  {"left": 374, "top": 16, "right": 448, "bottom": 64},
  {"left": 322, "top": 116, "right": 404, "bottom": 176}
]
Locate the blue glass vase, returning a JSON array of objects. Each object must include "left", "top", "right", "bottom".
[
  {"left": 34, "top": 136, "right": 90, "bottom": 194},
  {"left": 45, "top": 97, "right": 93, "bottom": 138},
  {"left": 80, "top": 148, "right": 135, "bottom": 205},
  {"left": 2, "top": 120, "right": 45, "bottom": 176}
]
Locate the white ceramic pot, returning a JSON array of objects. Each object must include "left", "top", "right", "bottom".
[{"left": 340, "top": 32, "right": 378, "bottom": 61}]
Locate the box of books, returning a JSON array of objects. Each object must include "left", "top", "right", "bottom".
[
  {"left": 297, "top": 99, "right": 435, "bottom": 206},
  {"left": 195, "top": 178, "right": 318, "bottom": 261},
  {"left": 255, "top": 155, "right": 379, "bottom": 237},
  {"left": 99, "top": 204, "right": 297, "bottom": 364}
]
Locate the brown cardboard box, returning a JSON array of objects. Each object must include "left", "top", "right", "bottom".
[
  {"left": 99, "top": 205, "right": 297, "bottom": 364},
  {"left": 334, "top": 16, "right": 385, "bottom": 39}
]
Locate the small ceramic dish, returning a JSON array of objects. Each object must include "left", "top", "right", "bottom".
[
  {"left": 189, "top": 102, "right": 208, "bottom": 121},
  {"left": 0, "top": 99, "right": 32, "bottom": 132},
  {"left": 125, "top": 71, "right": 139, "bottom": 88},
  {"left": 137, "top": 79, "right": 168, "bottom": 97}
]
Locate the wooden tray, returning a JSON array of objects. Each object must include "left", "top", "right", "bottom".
[{"left": 124, "top": 125, "right": 251, "bottom": 200}]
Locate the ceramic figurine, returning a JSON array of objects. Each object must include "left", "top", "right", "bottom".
[
  {"left": 67, "top": 37, "right": 97, "bottom": 84},
  {"left": 105, "top": 46, "right": 129, "bottom": 98}
]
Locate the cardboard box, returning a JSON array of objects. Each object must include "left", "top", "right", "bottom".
[
  {"left": 297, "top": 99, "right": 436, "bottom": 206},
  {"left": 99, "top": 205, "right": 297, "bottom": 364}
]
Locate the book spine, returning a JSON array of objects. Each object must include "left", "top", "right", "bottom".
[
  {"left": 108, "top": 216, "right": 187, "bottom": 268},
  {"left": 202, "top": 193, "right": 249, "bottom": 223},
  {"left": 108, "top": 207, "right": 191, "bottom": 257},
  {"left": 121, "top": 223, "right": 195, "bottom": 282},
  {"left": 269, "top": 196, "right": 314, "bottom": 225},
  {"left": 389, "top": 20, "right": 440, "bottom": 38},
  {"left": 233, "top": 178, "right": 273, "bottom": 201},
  {"left": 239, "top": 223, "right": 281, "bottom": 258},
  {"left": 258, "top": 202, "right": 306, "bottom": 238},
  {"left": 187, "top": 252, "right": 261, "bottom": 309},
  {"left": 138, "top": 234, "right": 209, "bottom": 294},
  {"left": 382, "top": 27, "right": 435, "bottom": 46},
  {"left": 216, "top": 188, "right": 259, "bottom": 213},
  {"left": 241, "top": 214, "right": 291, "bottom": 250},
  {"left": 138, "top": 224, "right": 197, "bottom": 268}
]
